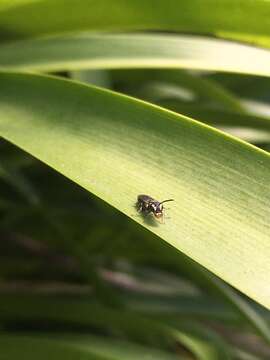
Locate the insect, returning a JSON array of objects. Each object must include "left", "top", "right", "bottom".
[{"left": 136, "top": 194, "right": 174, "bottom": 221}]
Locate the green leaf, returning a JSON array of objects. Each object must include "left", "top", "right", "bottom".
[
  {"left": 232, "top": 348, "right": 264, "bottom": 360},
  {"left": 0, "top": 0, "right": 40, "bottom": 12},
  {"left": 59, "top": 335, "right": 185, "bottom": 360},
  {"left": 0, "top": 333, "right": 184, "bottom": 360},
  {"left": 0, "top": 163, "right": 40, "bottom": 205},
  {"left": 0, "top": 334, "right": 109, "bottom": 360},
  {"left": 156, "top": 101, "right": 270, "bottom": 143},
  {"left": 1, "top": 0, "right": 270, "bottom": 47},
  {"left": 1, "top": 33, "right": 270, "bottom": 77},
  {"left": 0, "top": 72, "right": 270, "bottom": 309},
  {"left": 0, "top": 294, "right": 232, "bottom": 359},
  {"left": 172, "top": 327, "right": 231, "bottom": 360},
  {"left": 196, "top": 269, "right": 270, "bottom": 344},
  {"left": 126, "top": 246, "right": 270, "bottom": 344},
  {"left": 106, "top": 69, "right": 245, "bottom": 113}
]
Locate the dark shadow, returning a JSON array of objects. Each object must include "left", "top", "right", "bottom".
[
  {"left": 133, "top": 204, "right": 159, "bottom": 227},
  {"left": 142, "top": 213, "right": 159, "bottom": 227}
]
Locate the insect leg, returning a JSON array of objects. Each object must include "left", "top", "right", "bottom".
[{"left": 136, "top": 202, "right": 143, "bottom": 212}]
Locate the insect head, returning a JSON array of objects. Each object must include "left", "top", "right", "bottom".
[{"left": 136, "top": 194, "right": 174, "bottom": 221}]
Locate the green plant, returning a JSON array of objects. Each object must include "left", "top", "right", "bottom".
[{"left": 0, "top": 1, "right": 270, "bottom": 358}]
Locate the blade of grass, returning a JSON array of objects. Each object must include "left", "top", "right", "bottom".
[
  {"left": 122, "top": 243, "right": 270, "bottom": 344},
  {"left": 1, "top": 33, "right": 270, "bottom": 77},
  {"left": 0, "top": 294, "right": 232, "bottom": 359},
  {"left": 0, "top": 72, "right": 270, "bottom": 309},
  {"left": 107, "top": 69, "right": 245, "bottom": 113},
  {"left": 156, "top": 101, "right": 270, "bottom": 143},
  {"left": 0, "top": 163, "right": 40, "bottom": 205},
  {"left": 204, "top": 272, "right": 270, "bottom": 344},
  {"left": 0, "top": 334, "right": 113, "bottom": 360},
  {"left": 58, "top": 334, "right": 187, "bottom": 360},
  {"left": 1, "top": 0, "right": 270, "bottom": 47},
  {"left": 0, "top": 292, "right": 239, "bottom": 326},
  {"left": 0, "top": 333, "right": 192, "bottom": 360}
]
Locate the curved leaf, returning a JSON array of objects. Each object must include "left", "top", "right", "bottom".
[
  {"left": 0, "top": 72, "right": 270, "bottom": 309},
  {"left": 1, "top": 0, "right": 270, "bottom": 47},
  {"left": 1, "top": 33, "right": 270, "bottom": 77},
  {"left": 0, "top": 294, "right": 232, "bottom": 359},
  {"left": 156, "top": 101, "right": 270, "bottom": 143},
  {"left": 106, "top": 69, "right": 245, "bottom": 113},
  {"left": 0, "top": 334, "right": 185, "bottom": 360}
]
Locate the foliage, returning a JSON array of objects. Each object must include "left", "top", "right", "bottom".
[{"left": 0, "top": 1, "right": 270, "bottom": 358}]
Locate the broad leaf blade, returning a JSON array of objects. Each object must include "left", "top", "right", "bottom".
[
  {"left": 0, "top": 72, "right": 270, "bottom": 309},
  {"left": 1, "top": 33, "right": 270, "bottom": 77},
  {"left": 1, "top": 0, "right": 270, "bottom": 47}
]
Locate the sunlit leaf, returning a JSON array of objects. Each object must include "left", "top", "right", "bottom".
[
  {"left": 1, "top": 0, "right": 270, "bottom": 48},
  {"left": 0, "top": 72, "right": 270, "bottom": 309},
  {"left": 1, "top": 33, "right": 270, "bottom": 77}
]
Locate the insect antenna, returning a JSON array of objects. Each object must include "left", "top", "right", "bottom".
[{"left": 160, "top": 199, "right": 174, "bottom": 204}]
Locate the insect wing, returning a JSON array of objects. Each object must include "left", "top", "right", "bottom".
[{"left": 137, "top": 194, "right": 153, "bottom": 202}]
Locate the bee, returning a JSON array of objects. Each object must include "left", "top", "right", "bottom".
[{"left": 136, "top": 194, "right": 174, "bottom": 221}]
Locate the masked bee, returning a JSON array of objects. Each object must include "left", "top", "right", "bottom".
[{"left": 136, "top": 194, "right": 174, "bottom": 221}]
